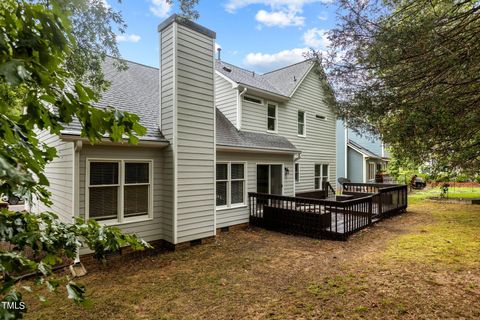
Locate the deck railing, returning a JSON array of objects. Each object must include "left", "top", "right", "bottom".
[
  {"left": 248, "top": 192, "right": 373, "bottom": 241},
  {"left": 249, "top": 183, "right": 408, "bottom": 241},
  {"left": 343, "top": 183, "right": 408, "bottom": 218}
]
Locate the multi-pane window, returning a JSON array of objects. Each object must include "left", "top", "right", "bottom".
[
  {"left": 88, "top": 160, "right": 152, "bottom": 222},
  {"left": 216, "top": 163, "right": 246, "bottom": 208},
  {"left": 295, "top": 163, "right": 300, "bottom": 182},
  {"left": 267, "top": 103, "right": 277, "bottom": 132},
  {"left": 298, "top": 111, "right": 305, "bottom": 136},
  {"left": 314, "top": 164, "right": 329, "bottom": 190}
]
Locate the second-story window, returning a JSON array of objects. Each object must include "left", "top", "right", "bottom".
[
  {"left": 298, "top": 110, "right": 306, "bottom": 136},
  {"left": 267, "top": 103, "right": 277, "bottom": 132}
]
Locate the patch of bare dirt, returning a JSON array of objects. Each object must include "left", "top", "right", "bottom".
[{"left": 24, "top": 203, "right": 480, "bottom": 319}]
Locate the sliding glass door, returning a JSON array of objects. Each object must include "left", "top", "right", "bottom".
[{"left": 256, "top": 164, "right": 283, "bottom": 195}]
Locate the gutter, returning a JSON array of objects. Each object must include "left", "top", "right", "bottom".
[
  {"left": 217, "top": 144, "right": 301, "bottom": 155},
  {"left": 237, "top": 84, "right": 290, "bottom": 102},
  {"left": 60, "top": 133, "right": 170, "bottom": 148}
]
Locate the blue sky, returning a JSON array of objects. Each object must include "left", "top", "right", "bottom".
[{"left": 109, "top": 0, "right": 337, "bottom": 73}]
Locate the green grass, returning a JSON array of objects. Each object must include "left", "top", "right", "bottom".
[
  {"left": 384, "top": 202, "right": 480, "bottom": 266},
  {"left": 409, "top": 187, "right": 480, "bottom": 205}
]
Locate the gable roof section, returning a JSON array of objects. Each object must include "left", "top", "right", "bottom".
[
  {"left": 62, "top": 57, "right": 165, "bottom": 141},
  {"left": 216, "top": 109, "right": 298, "bottom": 153},
  {"left": 215, "top": 59, "right": 314, "bottom": 98},
  {"left": 348, "top": 140, "right": 383, "bottom": 159},
  {"left": 262, "top": 60, "right": 314, "bottom": 97}
]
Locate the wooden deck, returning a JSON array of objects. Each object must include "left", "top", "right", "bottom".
[{"left": 249, "top": 183, "right": 407, "bottom": 241}]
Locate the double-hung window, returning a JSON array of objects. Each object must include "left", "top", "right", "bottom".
[
  {"left": 297, "top": 110, "right": 306, "bottom": 136},
  {"left": 216, "top": 163, "right": 246, "bottom": 208},
  {"left": 314, "top": 164, "right": 329, "bottom": 190},
  {"left": 87, "top": 160, "right": 152, "bottom": 223},
  {"left": 267, "top": 103, "right": 277, "bottom": 132}
]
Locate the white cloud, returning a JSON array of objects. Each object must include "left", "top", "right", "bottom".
[
  {"left": 244, "top": 48, "right": 308, "bottom": 72},
  {"left": 303, "top": 28, "right": 330, "bottom": 48},
  {"left": 255, "top": 9, "right": 305, "bottom": 27},
  {"left": 226, "top": 0, "right": 333, "bottom": 28},
  {"left": 225, "top": 0, "right": 333, "bottom": 13},
  {"left": 215, "top": 43, "right": 222, "bottom": 51},
  {"left": 318, "top": 13, "right": 328, "bottom": 21},
  {"left": 116, "top": 34, "right": 142, "bottom": 43},
  {"left": 150, "top": 0, "right": 172, "bottom": 18}
]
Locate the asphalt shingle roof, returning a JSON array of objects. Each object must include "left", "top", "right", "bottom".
[
  {"left": 215, "top": 59, "right": 314, "bottom": 97},
  {"left": 62, "top": 57, "right": 165, "bottom": 141},
  {"left": 216, "top": 109, "right": 298, "bottom": 153},
  {"left": 62, "top": 57, "right": 303, "bottom": 152}
]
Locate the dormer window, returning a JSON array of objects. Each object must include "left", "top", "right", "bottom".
[{"left": 267, "top": 103, "right": 277, "bottom": 132}]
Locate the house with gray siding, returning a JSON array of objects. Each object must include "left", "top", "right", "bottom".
[
  {"left": 32, "top": 14, "right": 337, "bottom": 249},
  {"left": 336, "top": 121, "right": 389, "bottom": 183}
]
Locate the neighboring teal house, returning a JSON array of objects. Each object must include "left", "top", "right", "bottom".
[{"left": 336, "top": 120, "right": 389, "bottom": 184}]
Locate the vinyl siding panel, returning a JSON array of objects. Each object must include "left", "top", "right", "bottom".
[
  {"left": 159, "top": 23, "right": 175, "bottom": 242},
  {"left": 216, "top": 152, "right": 294, "bottom": 228},
  {"left": 241, "top": 99, "right": 266, "bottom": 132},
  {"left": 347, "top": 147, "right": 364, "bottom": 183},
  {"left": 78, "top": 145, "right": 166, "bottom": 243},
  {"left": 174, "top": 24, "right": 216, "bottom": 243},
  {"left": 282, "top": 71, "right": 337, "bottom": 192},
  {"left": 215, "top": 74, "right": 238, "bottom": 126},
  {"left": 239, "top": 70, "right": 337, "bottom": 192},
  {"left": 34, "top": 131, "right": 74, "bottom": 223}
]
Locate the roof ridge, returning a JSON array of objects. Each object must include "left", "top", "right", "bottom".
[
  {"left": 216, "top": 59, "right": 258, "bottom": 75},
  {"left": 262, "top": 58, "right": 314, "bottom": 75},
  {"left": 106, "top": 55, "right": 159, "bottom": 70}
]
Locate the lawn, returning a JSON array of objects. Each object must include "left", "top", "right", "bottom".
[
  {"left": 409, "top": 186, "right": 480, "bottom": 205},
  {"left": 23, "top": 198, "right": 480, "bottom": 319}
]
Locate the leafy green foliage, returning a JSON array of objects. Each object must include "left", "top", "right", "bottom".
[
  {"left": 0, "top": 0, "right": 201, "bottom": 317},
  {"left": 0, "top": 209, "right": 151, "bottom": 318},
  {"left": 326, "top": 0, "right": 480, "bottom": 173}
]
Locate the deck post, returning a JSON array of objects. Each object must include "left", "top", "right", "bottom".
[{"left": 368, "top": 198, "right": 372, "bottom": 225}]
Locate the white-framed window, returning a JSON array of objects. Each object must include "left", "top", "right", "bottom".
[
  {"left": 216, "top": 162, "right": 246, "bottom": 209},
  {"left": 86, "top": 159, "right": 153, "bottom": 223},
  {"left": 295, "top": 163, "right": 300, "bottom": 182},
  {"left": 314, "top": 164, "right": 329, "bottom": 190},
  {"left": 368, "top": 162, "right": 376, "bottom": 181},
  {"left": 243, "top": 95, "right": 263, "bottom": 104},
  {"left": 297, "top": 110, "right": 306, "bottom": 136},
  {"left": 267, "top": 102, "right": 277, "bottom": 132}
]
